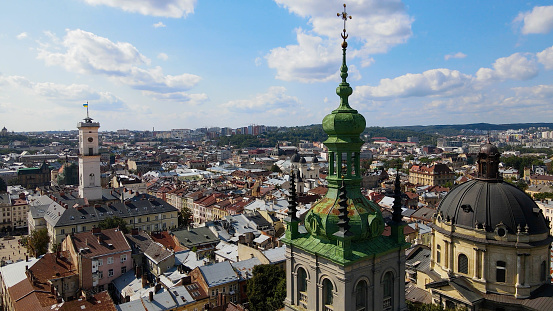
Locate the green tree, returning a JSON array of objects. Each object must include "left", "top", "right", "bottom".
[
  {"left": 98, "top": 216, "right": 130, "bottom": 234},
  {"left": 270, "top": 164, "right": 281, "bottom": 173},
  {"left": 26, "top": 228, "right": 50, "bottom": 257},
  {"left": 247, "top": 264, "right": 286, "bottom": 311},
  {"left": 178, "top": 207, "right": 193, "bottom": 228}
]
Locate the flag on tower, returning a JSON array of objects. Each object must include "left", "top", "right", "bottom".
[{"left": 83, "top": 103, "right": 88, "bottom": 107}]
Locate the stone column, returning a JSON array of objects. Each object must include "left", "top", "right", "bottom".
[
  {"left": 524, "top": 254, "right": 530, "bottom": 287},
  {"left": 516, "top": 254, "right": 522, "bottom": 287},
  {"left": 449, "top": 240, "right": 455, "bottom": 273},
  {"left": 481, "top": 250, "right": 487, "bottom": 282},
  {"left": 444, "top": 241, "right": 449, "bottom": 270},
  {"left": 473, "top": 248, "right": 479, "bottom": 279}
]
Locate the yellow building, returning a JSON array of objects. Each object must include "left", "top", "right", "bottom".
[
  {"left": 410, "top": 143, "right": 553, "bottom": 310},
  {"left": 409, "top": 163, "right": 455, "bottom": 186}
]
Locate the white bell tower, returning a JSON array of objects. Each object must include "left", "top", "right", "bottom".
[{"left": 78, "top": 114, "right": 102, "bottom": 201}]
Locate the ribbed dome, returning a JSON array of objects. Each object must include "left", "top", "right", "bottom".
[
  {"left": 299, "top": 157, "right": 307, "bottom": 164},
  {"left": 480, "top": 142, "right": 499, "bottom": 155},
  {"left": 437, "top": 179, "right": 548, "bottom": 235},
  {"left": 291, "top": 153, "right": 301, "bottom": 163},
  {"left": 322, "top": 110, "right": 366, "bottom": 137}
]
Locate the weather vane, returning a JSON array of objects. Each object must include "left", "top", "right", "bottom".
[{"left": 337, "top": 3, "right": 352, "bottom": 45}]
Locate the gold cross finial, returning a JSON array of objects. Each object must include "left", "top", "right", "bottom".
[{"left": 337, "top": 3, "right": 352, "bottom": 43}]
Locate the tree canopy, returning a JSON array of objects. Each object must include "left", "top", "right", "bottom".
[
  {"left": 178, "top": 207, "right": 193, "bottom": 228},
  {"left": 25, "top": 228, "right": 49, "bottom": 257},
  {"left": 98, "top": 216, "right": 130, "bottom": 234},
  {"left": 247, "top": 264, "right": 286, "bottom": 311}
]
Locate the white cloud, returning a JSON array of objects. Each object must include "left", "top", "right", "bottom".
[
  {"left": 537, "top": 46, "right": 553, "bottom": 69},
  {"left": 222, "top": 86, "right": 300, "bottom": 113},
  {"left": 16, "top": 32, "right": 28, "bottom": 40},
  {"left": 355, "top": 68, "right": 473, "bottom": 99},
  {"left": 0, "top": 74, "right": 124, "bottom": 110},
  {"left": 476, "top": 53, "right": 538, "bottom": 81},
  {"left": 142, "top": 91, "right": 208, "bottom": 104},
  {"left": 37, "top": 29, "right": 201, "bottom": 93},
  {"left": 266, "top": 29, "right": 340, "bottom": 82},
  {"left": 444, "top": 52, "right": 466, "bottom": 61},
  {"left": 83, "top": 0, "right": 196, "bottom": 18},
  {"left": 157, "top": 52, "right": 168, "bottom": 60},
  {"left": 268, "top": 0, "right": 413, "bottom": 82},
  {"left": 153, "top": 21, "right": 166, "bottom": 28},
  {"left": 514, "top": 6, "right": 553, "bottom": 34}
]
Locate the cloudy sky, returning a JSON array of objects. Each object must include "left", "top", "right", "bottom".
[{"left": 1, "top": 1, "right": 553, "bottom": 131}]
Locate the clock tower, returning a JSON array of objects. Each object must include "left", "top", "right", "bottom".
[{"left": 78, "top": 114, "right": 102, "bottom": 201}]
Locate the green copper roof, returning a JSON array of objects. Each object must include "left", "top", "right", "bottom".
[{"left": 281, "top": 232, "right": 408, "bottom": 266}]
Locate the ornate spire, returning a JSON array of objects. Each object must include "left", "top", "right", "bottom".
[
  {"left": 392, "top": 171, "right": 402, "bottom": 223},
  {"left": 334, "top": 178, "right": 353, "bottom": 238},
  {"left": 287, "top": 170, "right": 299, "bottom": 222},
  {"left": 336, "top": 4, "right": 353, "bottom": 111}
]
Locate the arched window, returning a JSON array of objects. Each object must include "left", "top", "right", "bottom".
[
  {"left": 355, "top": 280, "right": 367, "bottom": 311},
  {"left": 297, "top": 268, "right": 307, "bottom": 306},
  {"left": 436, "top": 244, "right": 441, "bottom": 263},
  {"left": 541, "top": 261, "right": 546, "bottom": 282},
  {"left": 458, "top": 254, "right": 468, "bottom": 274},
  {"left": 383, "top": 272, "right": 393, "bottom": 311},
  {"left": 89, "top": 173, "right": 95, "bottom": 187},
  {"left": 323, "top": 278, "right": 333, "bottom": 307},
  {"left": 496, "top": 261, "right": 506, "bottom": 283}
]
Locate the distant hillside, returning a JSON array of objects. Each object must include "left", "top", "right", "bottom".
[{"left": 391, "top": 123, "right": 553, "bottom": 136}]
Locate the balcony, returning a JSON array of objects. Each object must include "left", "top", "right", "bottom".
[{"left": 383, "top": 297, "right": 392, "bottom": 311}]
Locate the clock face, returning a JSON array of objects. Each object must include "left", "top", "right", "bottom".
[{"left": 88, "top": 137, "right": 93, "bottom": 142}]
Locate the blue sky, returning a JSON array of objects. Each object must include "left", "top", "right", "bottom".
[{"left": 1, "top": 1, "right": 553, "bottom": 131}]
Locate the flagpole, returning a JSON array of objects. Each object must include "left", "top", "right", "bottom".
[{"left": 86, "top": 101, "right": 89, "bottom": 119}]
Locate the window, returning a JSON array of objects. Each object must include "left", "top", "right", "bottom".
[
  {"left": 541, "top": 261, "right": 547, "bottom": 282},
  {"left": 496, "top": 261, "right": 506, "bottom": 283},
  {"left": 107, "top": 257, "right": 113, "bottom": 265},
  {"left": 383, "top": 272, "right": 393, "bottom": 311},
  {"left": 355, "top": 280, "right": 368, "bottom": 311},
  {"left": 155, "top": 215, "right": 158, "bottom": 220},
  {"left": 108, "top": 269, "right": 114, "bottom": 277},
  {"left": 89, "top": 148, "right": 93, "bottom": 156},
  {"left": 212, "top": 290, "right": 215, "bottom": 297},
  {"left": 121, "top": 266, "right": 127, "bottom": 274},
  {"left": 298, "top": 267, "right": 307, "bottom": 293},
  {"left": 99, "top": 285, "right": 104, "bottom": 292},
  {"left": 98, "top": 259, "right": 103, "bottom": 266},
  {"left": 82, "top": 226, "right": 86, "bottom": 232},
  {"left": 138, "top": 217, "right": 142, "bottom": 223},
  {"left": 436, "top": 245, "right": 441, "bottom": 264},
  {"left": 121, "top": 254, "right": 127, "bottom": 263},
  {"left": 323, "top": 278, "right": 333, "bottom": 307},
  {"left": 72, "top": 227, "right": 76, "bottom": 233},
  {"left": 60, "top": 229, "right": 65, "bottom": 235},
  {"left": 147, "top": 217, "right": 150, "bottom": 222},
  {"left": 98, "top": 271, "right": 103, "bottom": 279},
  {"left": 458, "top": 254, "right": 468, "bottom": 274}
]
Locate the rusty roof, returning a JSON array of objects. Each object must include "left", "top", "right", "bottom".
[{"left": 71, "top": 228, "right": 131, "bottom": 259}]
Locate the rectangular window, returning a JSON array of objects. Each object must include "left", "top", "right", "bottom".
[
  {"left": 72, "top": 228, "right": 76, "bottom": 233},
  {"left": 496, "top": 261, "right": 506, "bottom": 283},
  {"left": 121, "top": 266, "right": 127, "bottom": 274},
  {"left": 108, "top": 269, "right": 114, "bottom": 277},
  {"left": 82, "top": 226, "right": 86, "bottom": 232},
  {"left": 60, "top": 229, "right": 65, "bottom": 235},
  {"left": 98, "top": 271, "right": 103, "bottom": 279},
  {"left": 98, "top": 259, "right": 103, "bottom": 266},
  {"left": 89, "top": 148, "right": 93, "bottom": 156},
  {"left": 107, "top": 257, "right": 113, "bottom": 264},
  {"left": 138, "top": 218, "right": 142, "bottom": 223},
  {"left": 121, "top": 254, "right": 127, "bottom": 262}
]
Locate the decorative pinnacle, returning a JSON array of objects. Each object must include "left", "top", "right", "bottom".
[
  {"left": 287, "top": 170, "right": 299, "bottom": 222},
  {"left": 337, "top": 4, "right": 352, "bottom": 47},
  {"left": 392, "top": 170, "right": 402, "bottom": 223},
  {"left": 335, "top": 176, "right": 353, "bottom": 237}
]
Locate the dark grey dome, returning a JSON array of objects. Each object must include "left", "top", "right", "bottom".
[
  {"left": 437, "top": 179, "right": 548, "bottom": 235},
  {"left": 312, "top": 157, "right": 319, "bottom": 163},
  {"left": 291, "top": 153, "right": 301, "bottom": 162},
  {"left": 299, "top": 157, "right": 307, "bottom": 164},
  {"left": 480, "top": 142, "right": 499, "bottom": 155}
]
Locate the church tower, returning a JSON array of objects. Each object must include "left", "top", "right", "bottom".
[
  {"left": 78, "top": 108, "right": 102, "bottom": 201},
  {"left": 282, "top": 5, "right": 408, "bottom": 311}
]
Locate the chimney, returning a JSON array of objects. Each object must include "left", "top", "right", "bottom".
[
  {"left": 131, "top": 228, "right": 139, "bottom": 235},
  {"left": 142, "top": 274, "right": 147, "bottom": 288},
  {"left": 149, "top": 291, "right": 154, "bottom": 302},
  {"left": 25, "top": 265, "right": 28, "bottom": 271},
  {"left": 59, "top": 191, "right": 65, "bottom": 197},
  {"left": 125, "top": 295, "right": 130, "bottom": 302},
  {"left": 19, "top": 193, "right": 25, "bottom": 200},
  {"left": 155, "top": 283, "right": 161, "bottom": 293},
  {"left": 25, "top": 255, "right": 28, "bottom": 262},
  {"left": 92, "top": 227, "right": 101, "bottom": 234},
  {"left": 180, "top": 276, "right": 191, "bottom": 285}
]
